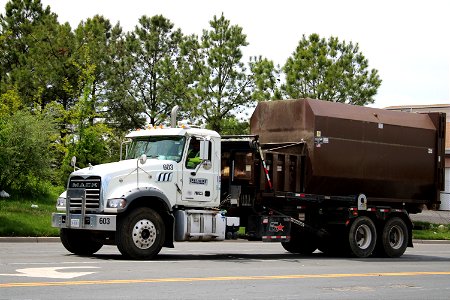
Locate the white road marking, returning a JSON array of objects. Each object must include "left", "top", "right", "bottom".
[{"left": 0, "top": 266, "right": 99, "bottom": 279}]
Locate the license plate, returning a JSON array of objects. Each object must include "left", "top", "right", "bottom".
[{"left": 71, "top": 218, "right": 80, "bottom": 228}]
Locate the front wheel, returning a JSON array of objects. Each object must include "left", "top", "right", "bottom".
[
  {"left": 379, "top": 217, "right": 408, "bottom": 258},
  {"left": 60, "top": 228, "right": 103, "bottom": 255},
  {"left": 348, "top": 216, "right": 377, "bottom": 258},
  {"left": 116, "top": 207, "right": 165, "bottom": 260}
]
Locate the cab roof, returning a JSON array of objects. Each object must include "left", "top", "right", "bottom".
[{"left": 125, "top": 127, "right": 220, "bottom": 139}]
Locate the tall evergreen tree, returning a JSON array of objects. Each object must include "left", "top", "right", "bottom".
[
  {"left": 189, "top": 14, "right": 252, "bottom": 133},
  {"left": 0, "top": 0, "right": 78, "bottom": 110},
  {"left": 249, "top": 55, "right": 282, "bottom": 101},
  {"left": 283, "top": 33, "right": 381, "bottom": 105},
  {"left": 74, "top": 15, "right": 118, "bottom": 125},
  {"left": 105, "top": 15, "right": 193, "bottom": 130}
]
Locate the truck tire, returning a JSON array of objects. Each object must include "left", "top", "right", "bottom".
[
  {"left": 60, "top": 228, "right": 103, "bottom": 255},
  {"left": 348, "top": 216, "right": 376, "bottom": 258},
  {"left": 379, "top": 217, "right": 408, "bottom": 258},
  {"left": 116, "top": 207, "right": 165, "bottom": 260},
  {"left": 281, "top": 232, "right": 317, "bottom": 255},
  {"left": 318, "top": 229, "right": 349, "bottom": 256}
]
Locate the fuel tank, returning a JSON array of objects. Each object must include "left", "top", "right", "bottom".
[{"left": 250, "top": 99, "right": 446, "bottom": 209}]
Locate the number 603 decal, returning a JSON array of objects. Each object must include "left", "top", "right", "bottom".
[{"left": 163, "top": 164, "right": 174, "bottom": 170}]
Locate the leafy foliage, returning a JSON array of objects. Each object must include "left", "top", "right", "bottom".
[
  {"left": 215, "top": 117, "right": 249, "bottom": 135},
  {"left": 0, "top": 87, "right": 22, "bottom": 117},
  {"left": 0, "top": 110, "right": 56, "bottom": 195}
]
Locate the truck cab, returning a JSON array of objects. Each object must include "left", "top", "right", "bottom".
[
  {"left": 123, "top": 127, "right": 221, "bottom": 207},
  {"left": 52, "top": 125, "right": 225, "bottom": 259}
]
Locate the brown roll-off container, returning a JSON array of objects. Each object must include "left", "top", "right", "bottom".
[{"left": 250, "top": 99, "right": 446, "bottom": 211}]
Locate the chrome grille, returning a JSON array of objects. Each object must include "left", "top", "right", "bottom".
[{"left": 68, "top": 176, "right": 101, "bottom": 212}]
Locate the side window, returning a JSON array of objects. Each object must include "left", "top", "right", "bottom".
[{"left": 186, "top": 139, "right": 201, "bottom": 169}]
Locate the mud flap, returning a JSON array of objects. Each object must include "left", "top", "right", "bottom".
[{"left": 261, "top": 215, "right": 292, "bottom": 242}]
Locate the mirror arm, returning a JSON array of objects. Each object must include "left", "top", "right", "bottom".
[{"left": 190, "top": 159, "right": 207, "bottom": 176}]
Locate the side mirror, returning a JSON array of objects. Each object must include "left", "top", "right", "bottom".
[
  {"left": 200, "top": 140, "right": 209, "bottom": 160},
  {"left": 70, "top": 156, "right": 79, "bottom": 171},
  {"left": 139, "top": 154, "right": 147, "bottom": 165},
  {"left": 120, "top": 139, "right": 131, "bottom": 160},
  {"left": 70, "top": 156, "right": 77, "bottom": 167},
  {"left": 202, "top": 160, "right": 212, "bottom": 170}
]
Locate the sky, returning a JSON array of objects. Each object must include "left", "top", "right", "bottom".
[{"left": 1, "top": 0, "right": 449, "bottom": 108}]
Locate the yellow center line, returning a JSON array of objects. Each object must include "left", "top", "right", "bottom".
[{"left": 1, "top": 271, "right": 450, "bottom": 288}]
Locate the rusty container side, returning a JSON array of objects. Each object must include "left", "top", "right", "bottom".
[{"left": 250, "top": 99, "right": 443, "bottom": 209}]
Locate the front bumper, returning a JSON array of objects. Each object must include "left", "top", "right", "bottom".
[{"left": 52, "top": 213, "right": 116, "bottom": 231}]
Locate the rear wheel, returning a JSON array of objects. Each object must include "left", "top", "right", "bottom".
[
  {"left": 318, "top": 228, "right": 349, "bottom": 256},
  {"left": 379, "top": 217, "right": 408, "bottom": 258},
  {"left": 281, "top": 231, "right": 317, "bottom": 255},
  {"left": 60, "top": 228, "right": 103, "bottom": 255},
  {"left": 117, "top": 207, "right": 165, "bottom": 260},
  {"left": 348, "top": 216, "right": 377, "bottom": 258}
]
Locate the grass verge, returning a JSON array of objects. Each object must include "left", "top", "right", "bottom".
[
  {"left": 412, "top": 221, "right": 450, "bottom": 240},
  {"left": 0, "top": 188, "right": 62, "bottom": 237}
]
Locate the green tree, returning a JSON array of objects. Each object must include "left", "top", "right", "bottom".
[
  {"left": 0, "top": 0, "right": 78, "bottom": 110},
  {"left": 0, "top": 110, "right": 56, "bottom": 195},
  {"left": 189, "top": 14, "right": 253, "bottom": 133},
  {"left": 283, "top": 33, "right": 381, "bottom": 105},
  {"left": 0, "top": 0, "right": 54, "bottom": 78},
  {"left": 105, "top": 15, "right": 193, "bottom": 130},
  {"left": 249, "top": 55, "right": 282, "bottom": 101},
  {"left": 65, "top": 124, "right": 118, "bottom": 167},
  {"left": 0, "top": 87, "right": 22, "bottom": 117},
  {"left": 74, "top": 15, "right": 119, "bottom": 126},
  {"left": 217, "top": 116, "right": 249, "bottom": 135}
]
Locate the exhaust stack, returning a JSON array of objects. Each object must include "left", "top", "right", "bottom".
[{"left": 171, "top": 105, "right": 179, "bottom": 128}]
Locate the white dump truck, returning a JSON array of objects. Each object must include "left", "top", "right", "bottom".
[{"left": 52, "top": 100, "right": 446, "bottom": 259}]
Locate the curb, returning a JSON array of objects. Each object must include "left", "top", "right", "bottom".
[
  {"left": 0, "top": 237, "right": 59, "bottom": 243},
  {"left": 412, "top": 239, "right": 450, "bottom": 244}
]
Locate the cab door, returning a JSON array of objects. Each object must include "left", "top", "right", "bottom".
[{"left": 181, "top": 137, "right": 215, "bottom": 203}]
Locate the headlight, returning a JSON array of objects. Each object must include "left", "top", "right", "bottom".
[
  {"left": 107, "top": 198, "right": 127, "bottom": 209},
  {"left": 56, "top": 197, "right": 66, "bottom": 208}
]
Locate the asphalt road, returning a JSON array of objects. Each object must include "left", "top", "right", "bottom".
[{"left": 1, "top": 241, "right": 450, "bottom": 300}]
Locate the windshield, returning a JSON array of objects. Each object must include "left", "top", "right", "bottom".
[{"left": 126, "top": 136, "right": 186, "bottom": 162}]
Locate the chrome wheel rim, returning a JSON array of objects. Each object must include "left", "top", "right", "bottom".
[
  {"left": 132, "top": 219, "right": 157, "bottom": 250},
  {"left": 355, "top": 224, "right": 372, "bottom": 249},
  {"left": 388, "top": 225, "right": 404, "bottom": 250}
]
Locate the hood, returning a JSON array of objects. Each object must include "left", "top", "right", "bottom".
[{"left": 71, "top": 158, "right": 172, "bottom": 179}]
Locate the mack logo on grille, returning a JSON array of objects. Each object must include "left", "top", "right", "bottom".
[
  {"left": 69, "top": 181, "right": 100, "bottom": 189},
  {"left": 68, "top": 176, "right": 101, "bottom": 212}
]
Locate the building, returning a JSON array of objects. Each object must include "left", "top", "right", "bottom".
[{"left": 385, "top": 104, "right": 450, "bottom": 210}]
